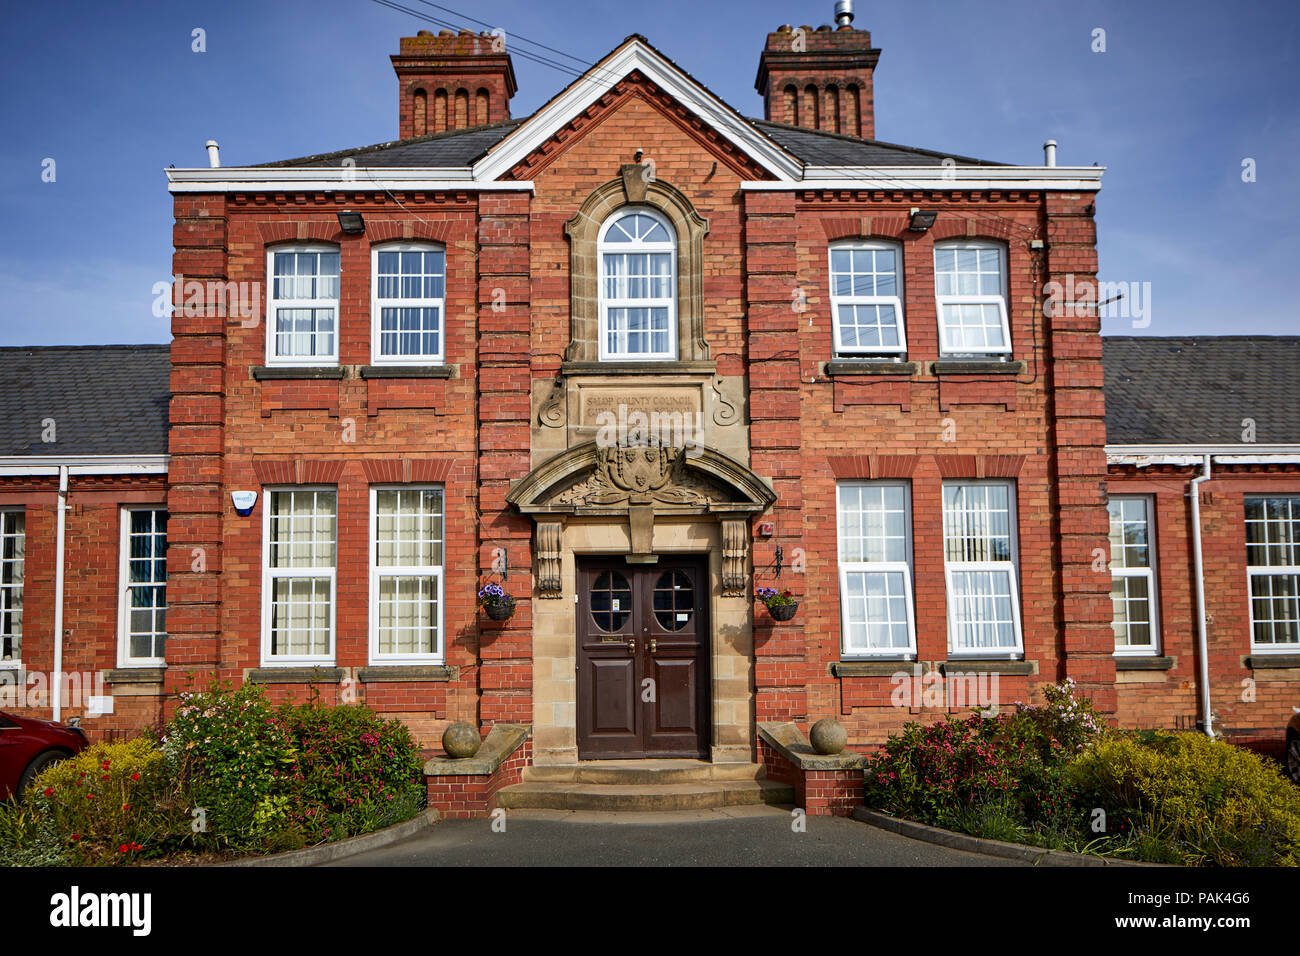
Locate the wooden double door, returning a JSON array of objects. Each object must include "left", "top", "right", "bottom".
[{"left": 576, "top": 558, "right": 709, "bottom": 759}]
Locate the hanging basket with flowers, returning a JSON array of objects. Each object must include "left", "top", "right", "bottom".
[
  {"left": 756, "top": 587, "right": 798, "bottom": 622},
  {"left": 479, "top": 583, "right": 516, "bottom": 621}
]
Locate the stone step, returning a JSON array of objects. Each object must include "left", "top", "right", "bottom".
[
  {"left": 495, "top": 778, "right": 795, "bottom": 812},
  {"left": 523, "top": 759, "right": 764, "bottom": 786}
]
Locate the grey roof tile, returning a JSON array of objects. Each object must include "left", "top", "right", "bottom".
[
  {"left": 747, "top": 119, "right": 1005, "bottom": 167},
  {"left": 1103, "top": 336, "right": 1300, "bottom": 446},
  {"left": 0, "top": 345, "right": 171, "bottom": 456},
  {"left": 256, "top": 120, "right": 523, "bottom": 168}
]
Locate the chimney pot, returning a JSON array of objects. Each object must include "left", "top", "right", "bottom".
[
  {"left": 1044, "top": 139, "right": 1058, "bottom": 167},
  {"left": 205, "top": 140, "right": 220, "bottom": 168}
]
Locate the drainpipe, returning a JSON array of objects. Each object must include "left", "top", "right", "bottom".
[
  {"left": 52, "top": 465, "right": 68, "bottom": 722},
  {"left": 1189, "top": 454, "right": 1213, "bottom": 737}
]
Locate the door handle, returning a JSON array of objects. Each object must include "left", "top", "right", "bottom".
[{"left": 627, "top": 639, "right": 636, "bottom": 655}]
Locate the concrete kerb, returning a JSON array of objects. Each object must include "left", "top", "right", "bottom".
[
  {"left": 222, "top": 808, "right": 439, "bottom": 868},
  {"left": 852, "top": 806, "right": 1160, "bottom": 867}
]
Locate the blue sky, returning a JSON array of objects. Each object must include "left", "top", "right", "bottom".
[{"left": 0, "top": 0, "right": 1296, "bottom": 345}]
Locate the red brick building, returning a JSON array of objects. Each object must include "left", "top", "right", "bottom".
[{"left": 3, "top": 9, "right": 1297, "bottom": 810}]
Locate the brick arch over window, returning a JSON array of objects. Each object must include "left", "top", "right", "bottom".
[{"left": 563, "top": 167, "right": 710, "bottom": 364}]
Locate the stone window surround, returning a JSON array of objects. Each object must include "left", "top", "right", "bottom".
[{"left": 563, "top": 165, "right": 710, "bottom": 370}]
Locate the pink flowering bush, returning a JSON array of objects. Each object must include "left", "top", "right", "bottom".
[
  {"left": 864, "top": 680, "right": 1106, "bottom": 842},
  {"left": 276, "top": 698, "right": 425, "bottom": 844}
]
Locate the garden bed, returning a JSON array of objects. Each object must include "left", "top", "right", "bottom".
[
  {"left": 0, "top": 682, "right": 427, "bottom": 866},
  {"left": 862, "top": 679, "right": 1300, "bottom": 867}
]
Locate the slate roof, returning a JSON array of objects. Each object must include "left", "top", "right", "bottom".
[
  {"left": 257, "top": 120, "right": 523, "bottom": 168},
  {"left": 747, "top": 120, "right": 1004, "bottom": 167},
  {"left": 254, "top": 115, "right": 1002, "bottom": 171},
  {"left": 1103, "top": 336, "right": 1300, "bottom": 446},
  {"left": 0, "top": 345, "right": 171, "bottom": 456}
]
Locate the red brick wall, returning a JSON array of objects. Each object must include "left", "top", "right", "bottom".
[
  {"left": 758, "top": 736, "right": 863, "bottom": 816},
  {"left": 1108, "top": 464, "right": 1300, "bottom": 754},
  {"left": 0, "top": 474, "right": 168, "bottom": 740},
  {"left": 745, "top": 189, "right": 1114, "bottom": 747},
  {"left": 425, "top": 735, "right": 532, "bottom": 819}
]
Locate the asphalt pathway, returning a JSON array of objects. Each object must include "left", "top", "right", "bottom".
[{"left": 326, "top": 805, "right": 1027, "bottom": 867}]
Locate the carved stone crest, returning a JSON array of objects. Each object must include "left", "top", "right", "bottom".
[{"left": 556, "top": 441, "right": 719, "bottom": 507}]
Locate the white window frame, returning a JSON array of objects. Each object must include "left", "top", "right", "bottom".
[
  {"left": 0, "top": 509, "right": 23, "bottom": 670},
  {"left": 597, "top": 207, "right": 678, "bottom": 362},
  {"left": 934, "top": 240, "right": 1012, "bottom": 357},
  {"left": 370, "top": 242, "right": 447, "bottom": 366},
  {"left": 942, "top": 480, "right": 1024, "bottom": 658},
  {"left": 1107, "top": 495, "right": 1160, "bottom": 657},
  {"left": 117, "top": 506, "right": 168, "bottom": 668},
  {"left": 828, "top": 241, "right": 906, "bottom": 357},
  {"left": 264, "top": 244, "right": 341, "bottom": 367},
  {"left": 260, "top": 486, "right": 337, "bottom": 666},
  {"left": 368, "top": 485, "right": 446, "bottom": 665},
  {"left": 1245, "top": 495, "right": 1300, "bottom": 654},
  {"left": 836, "top": 481, "right": 917, "bottom": 659}
]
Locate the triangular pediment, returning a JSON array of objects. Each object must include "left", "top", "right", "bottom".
[{"left": 473, "top": 36, "right": 802, "bottom": 183}]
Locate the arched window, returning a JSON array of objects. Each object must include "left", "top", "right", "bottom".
[
  {"left": 371, "top": 243, "right": 447, "bottom": 364},
  {"left": 598, "top": 208, "right": 677, "bottom": 360}
]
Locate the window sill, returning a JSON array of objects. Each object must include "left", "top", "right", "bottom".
[
  {"left": 357, "top": 665, "right": 458, "bottom": 682},
  {"left": 247, "top": 666, "right": 344, "bottom": 684},
  {"left": 832, "top": 660, "right": 918, "bottom": 677},
  {"left": 252, "top": 366, "right": 346, "bottom": 381},
  {"left": 104, "top": 667, "right": 166, "bottom": 685},
  {"left": 932, "top": 359, "right": 1026, "bottom": 376},
  {"left": 940, "top": 659, "right": 1036, "bottom": 676},
  {"left": 360, "top": 365, "right": 454, "bottom": 379},
  {"left": 560, "top": 360, "right": 717, "bottom": 376},
  {"left": 1244, "top": 653, "right": 1300, "bottom": 669},
  {"left": 825, "top": 360, "right": 918, "bottom": 377},
  {"left": 1114, "top": 656, "right": 1174, "bottom": 671}
]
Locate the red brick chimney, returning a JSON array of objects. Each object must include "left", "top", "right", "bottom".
[
  {"left": 755, "top": 3, "right": 881, "bottom": 139},
  {"left": 392, "top": 29, "right": 518, "bottom": 139}
]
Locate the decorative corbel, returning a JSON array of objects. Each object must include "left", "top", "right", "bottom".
[
  {"left": 535, "top": 520, "right": 563, "bottom": 597},
  {"left": 721, "top": 518, "right": 748, "bottom": 596}
]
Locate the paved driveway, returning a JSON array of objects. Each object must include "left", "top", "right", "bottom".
[{"left": 326, "top": 806, "right": 1026, "bottom": 867}]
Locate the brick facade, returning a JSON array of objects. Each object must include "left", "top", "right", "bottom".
[{"left": 2, "top": 22, "right": 1296, "bottom": 782}]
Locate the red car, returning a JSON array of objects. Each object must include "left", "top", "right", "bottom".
[{"left": 0, "top": 711, "right": 88, "bottom": 801}]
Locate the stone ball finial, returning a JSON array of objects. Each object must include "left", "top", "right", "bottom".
[
  {"left": 810, "top": 717, "right": 847, "bottom": 755},
  {"left": 443, "top": 721, "right": 482, "bottom": 758}
]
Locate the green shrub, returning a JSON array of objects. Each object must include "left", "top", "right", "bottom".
[
  {"left": 1, "top": 682, "right": 427, "bottom": 865},
  {"left": 1068, "top": 731, "right": 1300, "bottom": 866},
  {"left": 276, "top": 699, "right": 425, "bottom": 844},
  {"left": 161, "top": 680, "right": 297, "bottom": 852},
  {"left": 24, "top": 738, "right": 188, "bottom": 865},
  {"left": 0, "top": 796, "right": 73, "bottom": 866},
  {"left": 864, "top": 679, "right": 1105, "bottom": 841}
]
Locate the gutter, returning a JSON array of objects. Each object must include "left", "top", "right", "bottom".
[
  {"left": 53, "top": 465, "right": 68, "bottom": 723},
  {"left": 0, "top": 455, "right": 169, "bottom": 477},
  {"left": 1189, "top": 454, "right": 1214, "bottom": 737}
]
